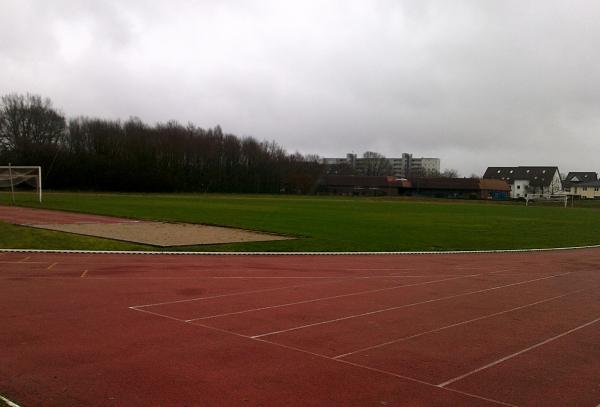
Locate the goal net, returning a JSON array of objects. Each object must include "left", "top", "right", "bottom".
[
  {"left": 0, "top": 165, "right": 42, "bottom": 203},
  {"left": 525, "top": 194, "right": 568, "bottom": 208}
]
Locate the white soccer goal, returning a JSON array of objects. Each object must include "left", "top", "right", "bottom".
[
  {"left": 525, "top": 193, "right": 568, "bottom": 208},
  {"left": 0, "top": 165, "right": 42, "bottom": 203}
]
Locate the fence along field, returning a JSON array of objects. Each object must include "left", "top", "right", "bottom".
[{"left": 2, "top": 192, "right": 600, "bottom": 252}]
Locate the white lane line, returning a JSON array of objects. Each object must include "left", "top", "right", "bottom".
[
  {"left": 345, "top": 268, "right": 417, "bottom": 271},
  {"left": 196, "top": 275, "right": 468, "bottom": 279},
  {"left": 24, "top": 274, "right": 470, "bottom": 280},
  {"left": 250, "top": 272, "right": 571, "bottom": 339},
  {"left": 183, "top": 317, "right": 516, "bottom": 407},
  {"left": 249, "top": 336, "right": 517, "bottom": 406},
  {"left": 130, "top": 279, "right": 343, "bottom": 309},
  {"left": 133, "top": 269, "right": 499, "bottom": 310},
  {"left": 128, "top": 306, "right": 188, "bottom": 322},
  {"left": 0, "top": 395, "right": 22, "bottom": 407},
  {"left": 185, "top": 273, "right": 485, "bottom": 322},
  {"left": 129, "top": 305, "right": 516, "bottom": 406},
  {"left": 438, "top": 315, "right": 600, "bottom": 388},
  {"left": 334, "top": 286, "right": 593, "bottom": 359}
]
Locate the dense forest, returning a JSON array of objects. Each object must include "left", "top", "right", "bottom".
[{"left": 0, "top": 93, "right": 323, "bottom": 193}]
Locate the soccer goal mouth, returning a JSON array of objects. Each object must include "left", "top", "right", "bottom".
[{"left": 0, "top": 165, "right": 42, "bottom": 203}]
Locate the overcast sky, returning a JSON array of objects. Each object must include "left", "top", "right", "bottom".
[{"left": 1, "top": 0, "right": 599, "bottom": 175}]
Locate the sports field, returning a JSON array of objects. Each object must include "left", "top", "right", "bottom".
[
  {"left": 3, "top": 199, "right": 600, "bottom": 406},
  {"left": 2, "top": 192, "right": 600, "bottom": 252}
]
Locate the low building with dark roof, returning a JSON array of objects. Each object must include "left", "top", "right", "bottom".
[
  {"left": 316, "top": 175, "right": 410, "bottom": 196},
  {"left": 483, "top": 166, "right": 562, "bottom": 199},
  {"left": 406, "top": 178, "right": 510, "bottom": 200},
  {"left": 317, "top": 175, "right": 510, "bottom": 199}
]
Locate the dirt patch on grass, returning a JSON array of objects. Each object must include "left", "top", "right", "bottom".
[{"left": 31, "top": 222, "right": 293, "bottom": 247}]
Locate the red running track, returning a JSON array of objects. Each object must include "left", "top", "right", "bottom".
[
  {"left": 0, "top": 205, "right": 138, "bottom": 225},
  {"left": 1, "top": 249, "right": 600, "bottom": 406}
]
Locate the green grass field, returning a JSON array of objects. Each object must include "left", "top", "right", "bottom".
[{"left": 2, "top": 192, "right": 600, "bottom": 252}]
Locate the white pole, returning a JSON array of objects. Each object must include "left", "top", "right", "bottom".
[
  {"left": 8, "top": 162, "right": 15, "bottom": 204},
  {"left": 38, "top": 166, "right": 42, "bottom": 203}
]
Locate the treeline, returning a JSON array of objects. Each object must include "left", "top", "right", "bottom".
[{"left": 0, "top": 93, "right": 323, "bottom": 193}]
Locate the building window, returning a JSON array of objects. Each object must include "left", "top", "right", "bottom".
[
  {"left": 517, "top": 185, "right": 521, "bottom": 189},
  {"left": 595, "top": 187, "right": 599, "bottom": 192},
  {"left": 583, "top": 187, "right": 588, "bottom": 191}
]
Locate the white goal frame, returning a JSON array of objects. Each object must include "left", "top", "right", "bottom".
[
  {"left": 0, "top": 165, "right": 42, "bottom": 203},
  {"left": 525, "top": 193, "right": 568, "bottom": 208}
]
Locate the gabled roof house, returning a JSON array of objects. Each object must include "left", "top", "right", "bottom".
[
  {"left": 562, "top": 172, "right": 598, "bottom": 192},
  {"left": 483, "top": 166, "right": 562, "bottom": 199}
]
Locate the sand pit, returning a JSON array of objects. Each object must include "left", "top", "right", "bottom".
[{"left": 31, "top": 222, "right": 293, "bottom": 247}]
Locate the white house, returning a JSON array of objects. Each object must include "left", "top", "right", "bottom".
[{"left": 483, "top": 166, "right": 562, "bottom": 199}]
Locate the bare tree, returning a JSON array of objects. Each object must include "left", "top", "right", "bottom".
[
  {"left": 0, "top": 93, "right": 66, "bottom": 153},
  {"left": 361, "top": 151, "right": 393, "bottom": 176},
  {"left": 440, "top": 168, "right": 459, "bottom": 178}
]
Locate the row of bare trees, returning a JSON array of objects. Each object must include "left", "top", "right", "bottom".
[{"left": 0, "top": 93, "right": 322, "bottom": 193}]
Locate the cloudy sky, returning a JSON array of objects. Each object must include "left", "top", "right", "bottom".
[{"left": 1, "top": 0, "right": 599, "bottom": 175}]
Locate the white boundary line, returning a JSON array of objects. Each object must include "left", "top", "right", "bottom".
[
  {"left": 438, "top": 315, "right": 600, "bottom": 387},
  {"left": 249, "top": 272, "right": 571, "bottom": 338},
  {"left": 130, "top": 278, "right": 344, "bottom": 308},
  {"left": 185, "top": 273, "right": 485, "bottom": 322},
  {"left": 129, "top": 307, "right": 516, "bottom": 406},
  {"left": 333, "top": 286, "right": 593, "bottom": 359},
  {"left": 0, "top": 395, "right": 21, "bottom": 407},
  {"left": 2, "top": 244, "right": 600, "bottom": 256}
]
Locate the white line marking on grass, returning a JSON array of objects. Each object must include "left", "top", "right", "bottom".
[
  {"left": 438, "top": 315, "right": 600, "bottom": 388},
  {"left": 0, "top": 395, "right": 22, "bottom": 407},
  {"left": 334, "top": 286, "right": 593, "bottom": 359},
  {"left": 130, "top": 279, "right": 343, "bottom": 309},
  {"left": 250, "top": 272, "right": 571, "bottom": 339},
  {"left": 186, "top": 273, "right": 487, "bottom": 322}
]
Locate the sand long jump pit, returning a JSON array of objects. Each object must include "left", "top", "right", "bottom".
[{"left": 0, "top": 205, "right": 292, "bottom": 246}]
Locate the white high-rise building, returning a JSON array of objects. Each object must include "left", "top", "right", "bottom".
[{"left": 320, "top": 153, "right": 440, "bottom": 178}]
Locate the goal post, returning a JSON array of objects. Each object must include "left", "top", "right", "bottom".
[{"left": 0, "top": 165, "right": 42, "bottom": 203}]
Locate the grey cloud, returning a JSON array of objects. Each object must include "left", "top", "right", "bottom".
[{"left": 1, "top": 0, "right": 600, "bottom": 175}]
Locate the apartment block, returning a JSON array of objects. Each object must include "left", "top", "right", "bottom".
[{"left": 320, "top": 153, "right": 440, "bottom": 178}]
